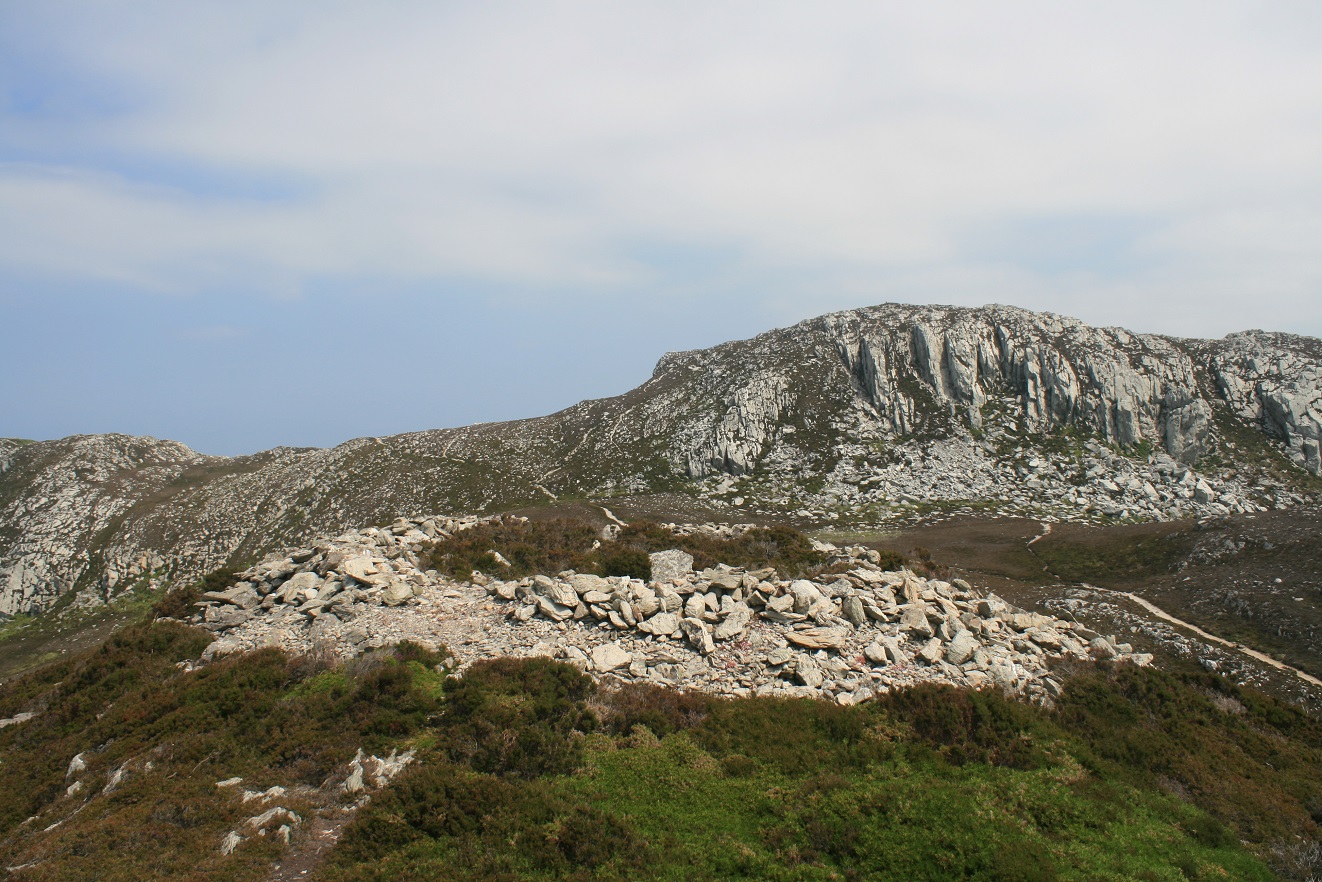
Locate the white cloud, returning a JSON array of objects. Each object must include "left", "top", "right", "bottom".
[{"left": 3, "top": 0, "right": 1321, "bottom": 335}]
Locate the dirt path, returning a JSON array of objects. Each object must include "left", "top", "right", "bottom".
[
  {"left": 1084, "top": 583, "right": 1322, "bottom": 689},
  {"left": 1026, "top": 522, "right": 1053, "bottom": 546},
  {"left": 1018, "top": 521, "right": 1322, "bottom": 689},
  {"left": 266, "top": 809, "right": 356, "bottom": 882}
]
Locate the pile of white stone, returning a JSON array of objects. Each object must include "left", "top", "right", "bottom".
[
  {"left": 187, "top": 516, "right": 1152, "bottom": 707},
  {"left": 192, "top": 514, "right": 496, "bottom": 640},
  {"left": 480, "top": 543, "right": 1152, "bottom": 704}
]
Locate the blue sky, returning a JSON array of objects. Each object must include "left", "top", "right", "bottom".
[{"left": 3, "top": 2, "right": 1321, "bottom": 455}]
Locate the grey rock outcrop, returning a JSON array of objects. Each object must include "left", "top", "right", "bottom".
[
  {"left": 1210, "top": 331, "right": 1322, "bottom": 475},
  {"left": 2, "top": 304, "right": 1319, "bottom": 617}
]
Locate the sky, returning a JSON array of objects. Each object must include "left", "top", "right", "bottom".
[{"left": 2, "top": 1, "right": 1321, "bottom": 456}]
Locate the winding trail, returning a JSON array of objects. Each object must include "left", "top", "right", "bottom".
[
  {"left": 1023, "top": 524, "right": 1322, "bottom": 689},
  {"left": 1084, "top": 583, "right": 1322, "bottom": 689},
  {"left": 1026, "top": 521, "right": 1053, "bottom": 546}
]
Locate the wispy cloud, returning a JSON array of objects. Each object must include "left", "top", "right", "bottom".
[{"left": 2, "top": 0, "right": 1321, "bottom": 340}]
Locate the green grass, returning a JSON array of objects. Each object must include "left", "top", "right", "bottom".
[
  {"left": 1, "top": 604, "right": 1317, "bottom": 881},
  {"left": 322, "top": 662, "right": 1319, "bottom": 882},
  {"left": 1031, "top": 527, "right": 1193, "bottom": 584},
  {"left": 0, "top": 578, "right": 179, "bottom": 681},
  {"left": 554, "top": 739, "right": 1267, "bottom": 882}
]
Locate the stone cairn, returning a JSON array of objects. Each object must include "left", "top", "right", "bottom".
[
  {"left": 478, "top": 532, "right": 1152, "bottom": 705},
  {"left": 188, "top": 517, "right": 1151, "bottom": 706}
]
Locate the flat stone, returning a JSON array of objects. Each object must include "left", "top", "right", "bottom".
[
  {"left": 704, "top": 570, "right": 743, "bottom": 591},
  {"left": 917, "top": 638, "right": 945, "bottom": 665},
  {"left": 545, "top": 581, "right": 580, "bottom": 609},
  {"left": 641, "top": 611, "right": 681, "bottom": 636},
  {"left": 569, "top": 574, "right": 609, "bottom": 596},
  {"left": 381, "top": 582, "right": 416, "bottom": 606},
  {"left": 785, "top": 627, "right": 846, "bottom": 650},
  {"left": 591, "top": 643, "right": 632, "bottom": 673},
  {"left": 535, "top": 595, "right": 574, "bottom": 621},
  {"left": 900, "top": 604, "right": 934, "bottom": 638},
  {"left": 342, "top": 557, "right": 386, "bottom": 586},
  {"left": 282, "top": 571, "right": 322, "bottom": 601},
  {"left": 946, "top": 630, "right": 980, "bottom": 665},
  {"left": 713, "top": 605, "right": 752, "bottom": 641}
]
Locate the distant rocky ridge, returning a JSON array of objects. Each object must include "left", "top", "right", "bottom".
[
  {"left": 2, "top": 303, "right": 1320, "bottom": 616},
  {"left": 190, "top": 516, "right": 1148, "bottom": 706}
]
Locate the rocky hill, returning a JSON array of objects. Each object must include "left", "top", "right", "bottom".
[{"left": 2, "top": 303, "right": 1320, "bottom": 617}]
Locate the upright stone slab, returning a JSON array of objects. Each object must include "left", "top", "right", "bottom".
[{"left": 650, "top": 549, "right": 694, "bottom": 583}]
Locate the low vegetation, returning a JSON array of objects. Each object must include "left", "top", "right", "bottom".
[
  {"left": 1, "top": 550, "right": 1319, "bottom": 881},
  {"left": 424, "top": 518, "right": 831, "bottom": 581},
  {"left": 1, "top": 619, "right": 1319, "bottom": 880},
  {"left": 322, "top": 657, "right": 1320, "bottom": 882},
  {"left": 0, "top": 623, "right": 450, "bottom": 881}
]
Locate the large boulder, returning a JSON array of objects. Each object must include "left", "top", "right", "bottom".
[
  {"left": 591, "top": 643, "right": 632, "bottom": 673},
  {"left": 789, "top": 580, "right": 824, "bottom": 614},
  {"left": 342, "top": 557, "right": 385, "bottom": 586},
  {"left": 840, "top": 595, "right": 867, "bottom": 627},
  {"left": 681, "top": 617, "right": 715, "bottom": 655},
  {"left": 917, "top": 638, "right": 945, "bottom": 665},
  {"left": 650, "top": 550, "right": 694, "bottom": 583},
  {"left": 795, "top": 655, "right": 824, "bottom": 688},
  {"left": 946, "top": 630, "right": 980, "bottom": 665},
  {"left": 640, "top": 611, "right": 681, "bottom": 637},
  {"left": 381, "top": 581, "right": 416, "bottom": 606},
  {"left": 900, "top": 604, "right": 934, "bottom": 638}
]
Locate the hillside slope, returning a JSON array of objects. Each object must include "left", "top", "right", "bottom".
[{"left": 2, "top": 302, "right": 1320, "bottom": 616}]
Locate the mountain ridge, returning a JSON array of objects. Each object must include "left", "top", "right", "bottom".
[{"left": 2, "top": 301, "right": 1320, "bottom": 617}]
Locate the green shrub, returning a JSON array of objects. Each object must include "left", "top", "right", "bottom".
[
  {"left": 986, "top": 839, "right": 1061, "bottom": 882},
  {"left": 615, "top": 520, "right": 828, "bottom": 578},
  {"left": 332, "top": 763, "right": 652, "bottom": 880},
  {"left": 875, "top": 549, "right": 906, "bottom": 571},
  {"left": 875, "top": 682, "right": 1053, "bottom": 769},
  {"left": 598, "top": 546, "right": 652, "bottom": 580},
  {"left": 0, "top": 627, "right": 452, "bottom": 879},
  {"left": 424, "top": 517, "right": 829, "bottom": 581},
  {"left": 149, "top": 568, "right": 237, "bottom": 621},
  {"left": 424, "top": 518, "right": 602, "bottom": 579},
  {"left": 598, "top": 682, "right": 713, "bottom": 738},
  {"left": 438, "top": 657, "right": 597, "bottom": 778}
]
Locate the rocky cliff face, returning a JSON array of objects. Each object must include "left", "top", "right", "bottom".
[
  {"left": 1209, "top": 331, "right": 1322, "bottom": 475},
  {"left": 2, "top": 303, "right": 1320, "bottom": 617}
]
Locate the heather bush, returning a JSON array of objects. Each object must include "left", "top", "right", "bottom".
[
  {"left": 149, "top": 567, "right": 237, "bottom": 621},
  {"left": 424, "top": 517, "right": 829, "bottom": 581},
  {"left": 437, "top": 656, "right": 597, "bottom": 778}
]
